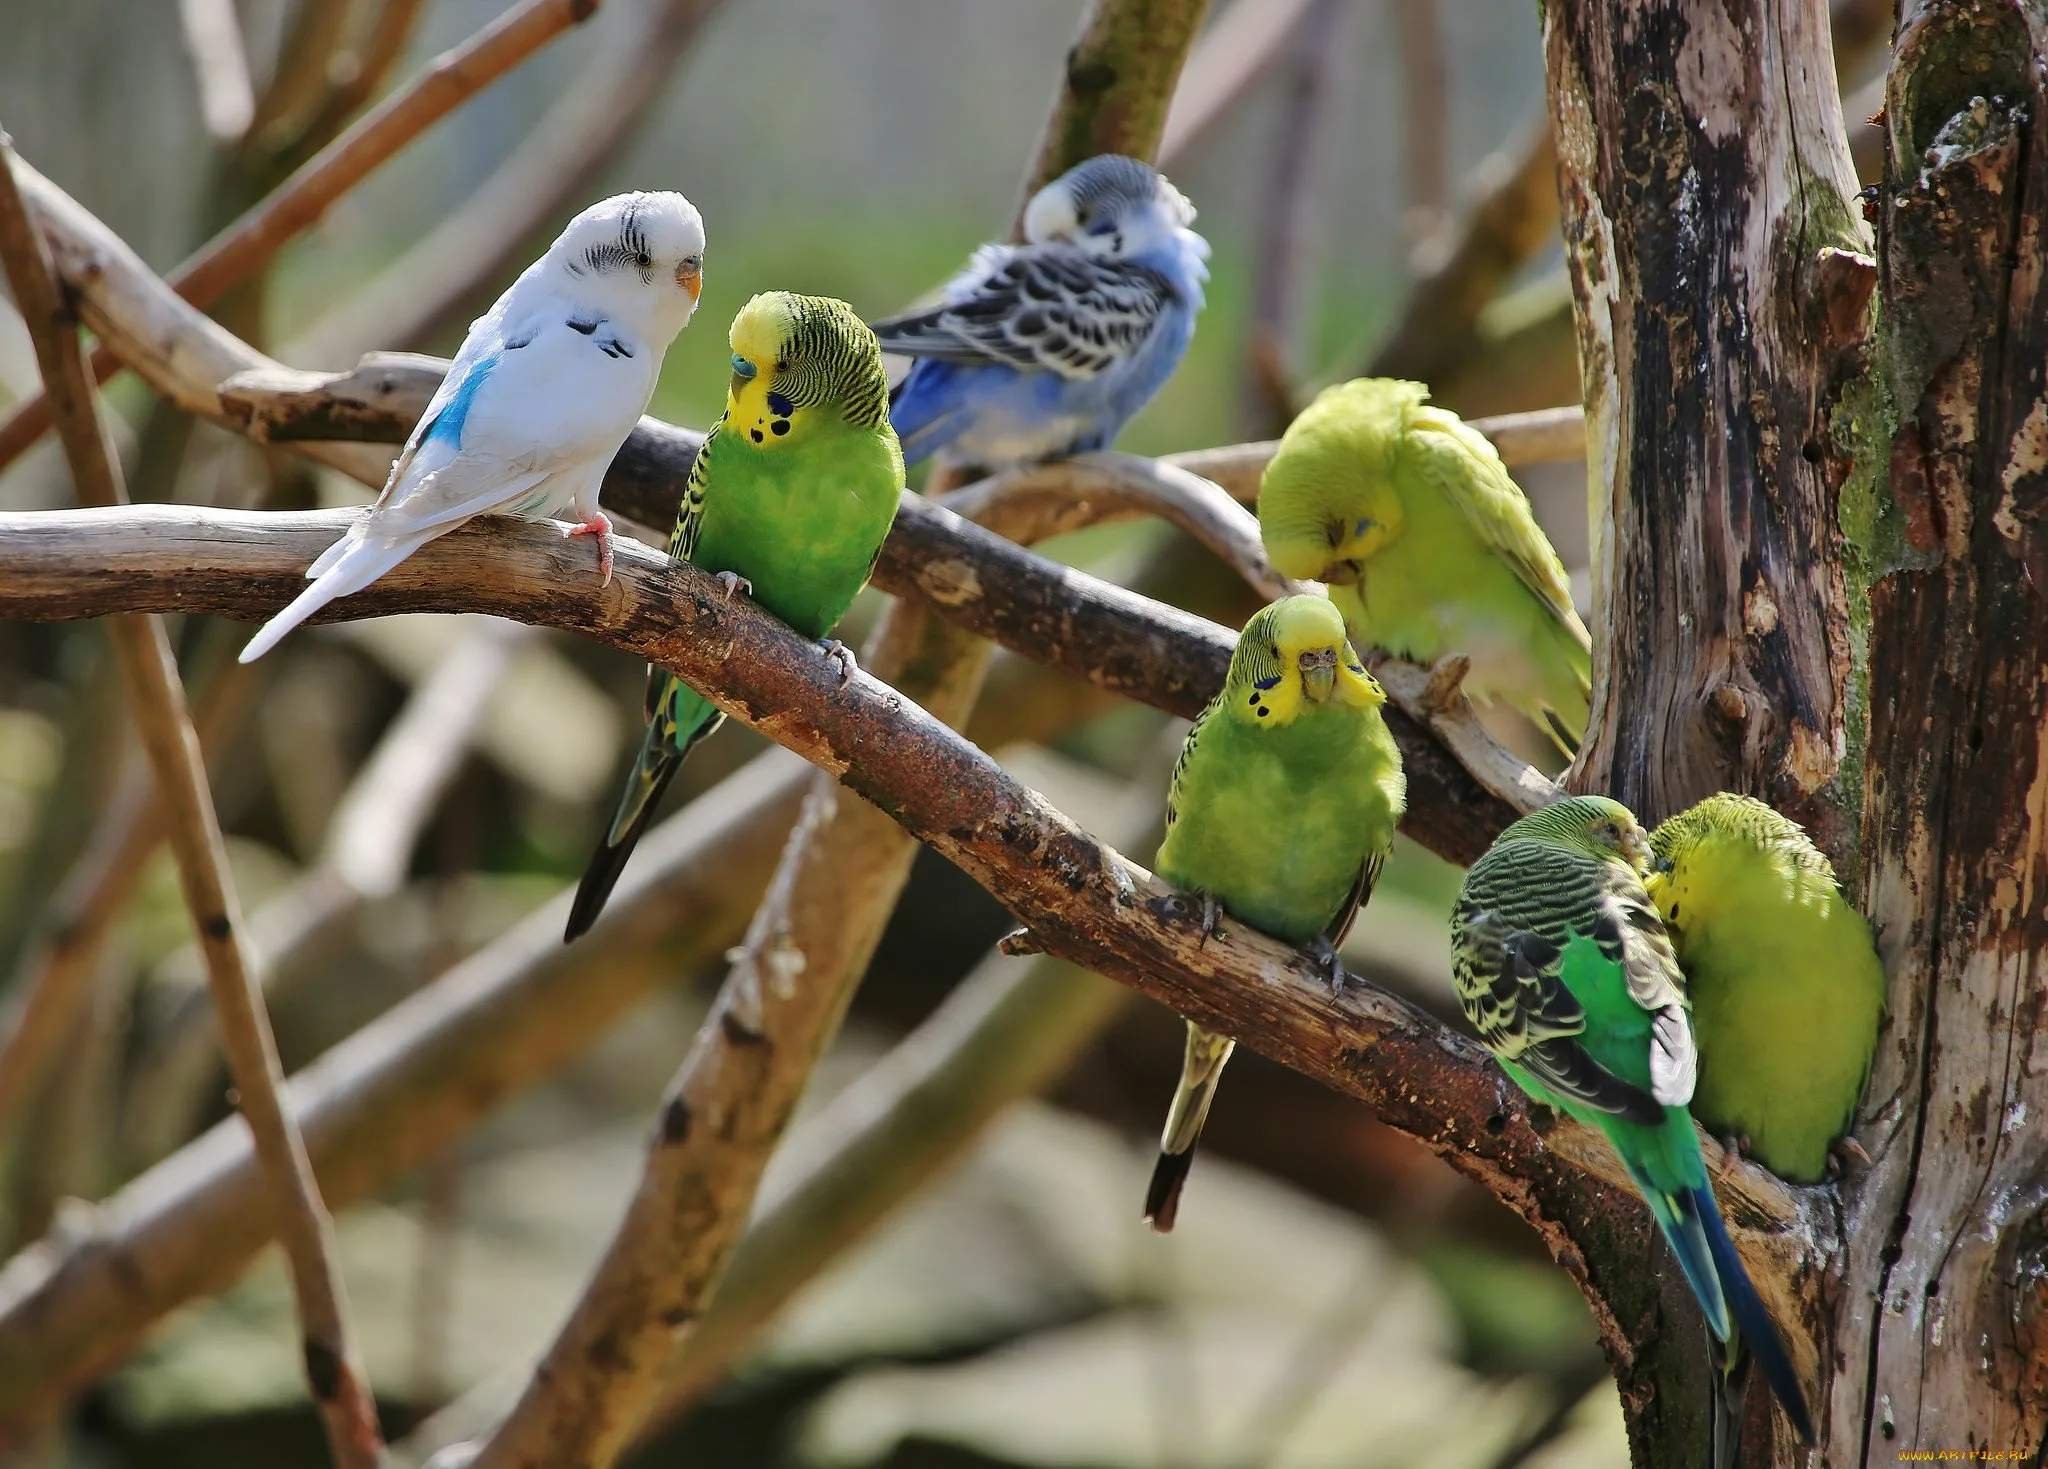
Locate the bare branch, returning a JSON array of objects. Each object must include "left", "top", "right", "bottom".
[
  {"left": 275, "top": 0, "right": 436, "bottom": 173},
  {"left": 1159, "top": 0, "right": 1320, "bottom": 161},
  {"left": 1389, "top": 0, "right": 1451, "bottom": 247},
  {"left": 1366, "top": 113, "right": 1559, "bottom": 387},
  {"left": 179, "top": 0, "right": 257, "bottom": 144},
  {"left": 292, "top": 0, "right": 727, "bottom": 363},
  {"left": 0, "top": 0, "right": 602, "bottom": 472},
  {"left": 246, "top": 0, "right": 359, "bottom": 155},
  {"left": 0, "top": 137, "right": 383, "bottom": 1468}
]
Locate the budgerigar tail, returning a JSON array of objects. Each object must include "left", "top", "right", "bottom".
[
  {"left": 1708, "top": 1330, "right": 1752, "bottom": 1469},
  {"left": 1622, "top": 1158, "right": 1730, "bottom": 1339},
  {"left": 564, "top": 693, "right": 721, "bottom": 943},
  {"left": 238, "top": 529, "right": 420, "bottom": 663},
  {"left": 1695, "top": 1185, "right": 1814, "bottom": 1445},
  {"left": 1143, "top": 1023, "right": 1234, "bottom": 1234}
]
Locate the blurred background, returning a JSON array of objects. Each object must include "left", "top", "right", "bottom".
[{"left": 0, "top": 2, "right": 1885, "bottom": 1464}]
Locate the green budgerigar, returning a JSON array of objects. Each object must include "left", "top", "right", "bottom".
[
  {"left": 1144, "top": 595, "right": 1406, "bottom": 1231},
  {"left": 1646, "top": 793, "right": 1885, "bottom": 1185},
  {"left": 1451, "top": 797, "right": 1812, "bottom": 1456},
  {"left": 1257, "top": 379, "right": 1591, "bottom": 756},
  {"left": 566, "top": 293, "right": 903, "bottom": 941}
]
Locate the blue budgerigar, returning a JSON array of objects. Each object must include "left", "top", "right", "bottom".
[
  {"left": 872, "top": 154, "right": 1208, "bottom": 468},
  {"left": 238, "top": 192, "right": 705, "bottom": 662}
]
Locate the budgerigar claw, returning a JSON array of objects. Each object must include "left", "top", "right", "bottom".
[
  {"left": 1178, "top": 889, "right": 1222, "bottom": 946},
  {"left": 714, "top": 570, "right": 753, "bottom": 602},
  {"left": 1308, "top": 935, "right": 1347, "bottom": 993},
  {"left": 1829, "top": 1135, "right": 1873, "bottom": 1176},
  {"left": 822, "top": 639, "right": 857, "bottom": 686},
  {"left": 1421, "top": 654, "right": 1472, "bottom": 716},
  {"left": 565, "top": 509, "right": 616, "bottom": 587}
]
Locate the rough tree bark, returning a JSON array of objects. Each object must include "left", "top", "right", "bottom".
[
  {"left": 1847, "top": 0, "right": 2048, "bottom": 1459},
  {"left": 1548, "top": 0, "right": 2048, "bottom": 1464}
]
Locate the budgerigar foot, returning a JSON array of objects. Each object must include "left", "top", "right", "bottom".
[
  {"left": 1715, "top": 1132, "right": 1752, "bottom": 1176},
  {"left": 1828, "top": 1135, "right": 1873, "bottom": 1177},
  {"left": 1421, "top": 654, "right": 1472, "bottom": 716},
  {"left": 714, "top": 570, "right": 753, "bottom": 602},
  {"left": 821, "top": 639, "right": 857, "bottom": 686},
  {"left": 565, "top": 508, "right": 616, "bottom": 586},
  {"left": 1307, "top": 935, "right": 1348, "bottom": 994},
  {"left": 1177, "top": 889, "right": 1222, "bottom": 947}
]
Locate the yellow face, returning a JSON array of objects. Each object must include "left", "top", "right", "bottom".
[
  {"left": 725, "top": 295, "right": 807, "bottom": 451},
  {"left": 1239, "top": 596, "right": 1384, "bottom": 726},
  {"left": 1318, "top": 510, "right": 1395, "bottom": 586}
]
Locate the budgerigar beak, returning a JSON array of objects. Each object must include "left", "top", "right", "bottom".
[
  {"left": 1298, "top": 647, "right": 1338, "bottom": 703},
  {"left": 1320, "top": 559, "right": 1362, "bottom": 587},
  {"left": 676, "top": 257, "right": 703, "bottom": 302},
  {"left": 1619, "top": 825, "right": 1653, "bottom": 872}
]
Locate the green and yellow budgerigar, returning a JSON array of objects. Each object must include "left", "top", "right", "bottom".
[
  {"left": 1646, "top": 793, "right": 1885, "bottom": 1185},
  {"left": 1451, "top": 797, "right": 1812, "bottom": 1456},
  {"left": 1144, "top": 595, "right": 1406, "bottom": 1231},
  {"left": 1258, "top": 379, "right": 1591, "bottom": 756},
  {"left": 566, "top": 293, "right": 904, "bottom": 941}
]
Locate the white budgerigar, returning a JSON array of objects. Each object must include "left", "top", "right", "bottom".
[{"left": 239, "top": 191, "right": 706, "bottom": 663}]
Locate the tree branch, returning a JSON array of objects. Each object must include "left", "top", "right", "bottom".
[
  {"left": 0, "top": 137, "right": 384, "bottom": 1468},
  {"left": 0, "top": 0, "right": 601, "bottom": 472},
  {"left": 178, "top": 0, "right": 257, "bottom": 144}
]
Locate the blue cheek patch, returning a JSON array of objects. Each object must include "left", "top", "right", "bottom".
[
  {"left": 1353, "top": 517, "right": 1373, "bottom": 537},
  {"left": 1252, "top": 675, "right": 1283, "bottom": 690},
  {"left": 766, "top": 390, "right": 794, "bottom": 417}
]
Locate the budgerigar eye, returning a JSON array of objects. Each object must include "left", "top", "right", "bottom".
[{"left": 636, "top": 252, "right": 652, "bottom": 269}]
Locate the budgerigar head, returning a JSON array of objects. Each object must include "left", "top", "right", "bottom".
[
  {"left": 1226, "top": 595, "right": 1383, "bottom": 727},
  {"left": 725, "top": 293, "right": 893, "bottom": 450},
  {"left": 1258, "top": 379, "right": 1428, "bottom": 584},
  {"left": 1647, "top": 791, "right": 1827, "bottom": 879},
  {"left": 1023, "top": 155, "right": 1197, "bottom": 259},
  {"left": 548, "top": 192, "right": 705, "bottom": 343},
  {"left": 1498, "top": 795, "right": 1653, "bottom": 872}
]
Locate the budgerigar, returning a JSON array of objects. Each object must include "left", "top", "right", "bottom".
[
  {"left": 1647, "top": 793, "right": 1885, "bottom": 1185},
  {"left": 1258, "top": 379, "right": 1591, "bottom": 756},
  {"left": 1451, "top": 797, "right": 1812, "bottom": 1460},
  {"left": 564, "top": 293, "right": 903, "bottom": 942},
  {"left": 1144, "top": 596, "right": 1405, "bottom": 1232},
  {"left": 240, "top": 192, "right": 705, "bottom": 662},
  {"left": 872, "top": 154, "right": 1208, "bottom": 469}
]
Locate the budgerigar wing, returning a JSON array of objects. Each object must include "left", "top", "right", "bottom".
[
  {"left": 872, "top": 249, "right": 1176, "bottom": 381},
  {"left": 1404, "top": 409, "right": 1589, "bottom": 648}
]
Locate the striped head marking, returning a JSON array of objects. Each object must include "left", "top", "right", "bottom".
[
  {"left": 1498, "top": 795, "right": 1652, "bottom": 872},
  {"left": 1230, "top": 595, "right": 1383, "bottom": 728},
  {"left": 552, "top": 191, "right": 704, "bottom": 340},
  {"left": 1023, "top": 154, "right": 1196, "bottom": 259},
  {"left": 726, "top": 292, "right": 890, "bottom": 449}
]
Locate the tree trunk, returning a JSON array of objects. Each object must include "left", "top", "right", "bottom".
[
  {"left": 1544, "top": 0, "right": 2048, "bottom": 1462},
  {"left": 1848, "top": 0, "right": 2048, "bottom": 1458}
]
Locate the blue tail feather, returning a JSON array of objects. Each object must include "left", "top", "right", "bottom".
[{"left": 1694, "top": 1185, "right": 1815, "bottom": 1445}]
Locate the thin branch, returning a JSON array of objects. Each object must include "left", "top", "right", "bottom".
[
  {"left": 123, "top": 621, "right": 534, "bottom": 1160},
  {"left": 1389, "top": 0, "right": 1451, "bottom": 247},
  {"left": 0, "top": 137, "right": 384, "bottom": 1469},
  {"left": 1159, "top": 0, "right": 1321, "bottom": 161},
  {"left": 1366, "top": 112, "right": 1560, "bottom": 387},
  {"left": 292, "top": 0, "right": 726, "bottom": 364},
  {"left": 273, "top": 0, "right": 436, "bottom": 174},
  {"left": 179, "top": 0, "right": 257, "bottom": 144},
  {"left": 1245, "top": 0, "right": 1350, "bottom": 433},
  {"left": 0, "top": 506, "right": 1811, "bottom": 1367},
  {"left": 246, "top": 0, "right": 360, "bottom": 154},
  {"left": 0, "top": 0, "right": 602, "bottom": 472}
]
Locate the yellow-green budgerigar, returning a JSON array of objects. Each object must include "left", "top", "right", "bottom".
[
  {"left": 1144, "top": 596, "right": 1405, "bottom": 1231},
  {"left": 1258, "top": 379, "right": 1591, "bottom": 756},
  {"left": 565, "top": 293, "right": 903, "bottom": 941},
  {"left": 1646, "top": 793, "right": 1885, "bottom": 1184},
  {"left": 1451, "top": 797, "right": 1812, "bottom": 1457}
]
